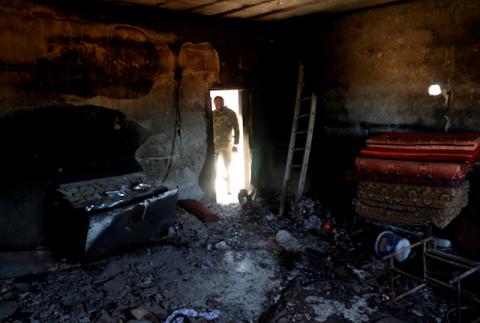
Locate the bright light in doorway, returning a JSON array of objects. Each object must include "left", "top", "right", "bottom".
[
  {"left": 211, "top": 89, "right": 246, "bottom": 205},
  {"left": 428, "top": 84, "right": 442, "bottom": 96}
]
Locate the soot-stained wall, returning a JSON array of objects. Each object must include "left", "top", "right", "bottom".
[
  {"left": 0, "top": 0, "right": 272, "bottom": 249},
  {"left": 323, "top": 0, "right": 479, "bottom": 215},
  {"left": 0, "top": 0, "right": 220, "bottom": 197},
  {"left": 252, "top": 0, "right": 480, "bottom": 211},
  {"left": 291, "top": 0, "right": 480, "bottom": 246},
  {"left": 304, "top": 0, "right": 480, "bottom": 209},
  {"left": 302, "top": 0, "right": 480, "bottom": 132}
]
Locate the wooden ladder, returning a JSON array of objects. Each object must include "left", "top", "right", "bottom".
[{"left": 279, "top": 61, "right": 317, "bottom": 216}]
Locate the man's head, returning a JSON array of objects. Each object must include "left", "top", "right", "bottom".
[{"left": 214, "top": 96, "right": 225, "bottom": 111}]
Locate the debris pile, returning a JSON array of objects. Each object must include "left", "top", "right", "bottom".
[
  {"left": 262, "top": 195, "right": 460, "bottom": 322},
  {"left": 0, "top": 198, "right": 467, "bottom": 322},
  {"left": 0, "top": 204, "right": 283, "bottom": 322},
  {"left": 296, "top": 197, "right": 338, "bottom": 236}
]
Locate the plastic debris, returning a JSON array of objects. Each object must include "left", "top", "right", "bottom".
[
  {"left": 435, "top": 238, "right": 452, "bottom": 249},
  {"left": 374, "top": 231, "right": 411, "bottom": 262},
  {"left": 163, "top": 308, "right": 220, "bottom": 323},
  {"left": 303, "top": 214, "right": 322, "bottom": 232}
]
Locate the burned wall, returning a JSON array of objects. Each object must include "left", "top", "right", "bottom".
[
  {"left": 251, "top": 0, "right": 480, "bottom": 210},
  {"left": 301, "top": 0, "right": 480, "bottom": 132},
  {"left": 309, "top": 0, "right": 480, "bottom": 215},
  {"left": 0, "top": 105, "right": 146, "bottom": 250},
  {"left": 0, "top": 0, "right": 270, "bottom": 249},
  {"left": 304, "top": 0, "right": 480, "bottom": 207}
]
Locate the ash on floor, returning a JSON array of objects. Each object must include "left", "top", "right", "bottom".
[{"left": 0, "top": 199, "right": 465, "bottom": 322}]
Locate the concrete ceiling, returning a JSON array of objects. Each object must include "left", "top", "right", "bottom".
[{"left": 103, "top": 0, "right": 404, "bottom": 21}]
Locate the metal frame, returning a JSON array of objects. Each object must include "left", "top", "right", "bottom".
[{"left": 384, "top": 237, "right": 480, "bottom": 322}]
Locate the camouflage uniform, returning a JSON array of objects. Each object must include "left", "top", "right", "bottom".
[{"left": 213, "top": 106, "right": 239, "bottom": 192}]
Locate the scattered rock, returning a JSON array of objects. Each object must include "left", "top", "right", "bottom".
[
  {"left": 145, "top": 303, "right": 166, "bottom": 318},
  {"left": 130, "top": 306, "right": 151, "bottom": 320},
  {"left": 275, "top": 230, "right": 302, "bottom": 253},
  {"left": 411, "top": 308, "right": 424, "bottom": 317},
  {"left": 0, "top": 301, "right": 18, "bottom": 320},
  {"left": 62, "top": 295, "right": 86, "bottom": 307},
  {"left": 139, "top": 287, "right": 158, "bottom": 298},
  {"left": 352, "top": 268, "right": 368, "bottom": 280},
  {"left": 265, "top": 212, "right": 275, "bottom": 221},
  {"left": 214, "top": 241, "right": 228, "bottom": 250},
  {"left": 102, "top": 276, "right": 127, "bottom": 295},
  {"left": 376, "top": 317, "right": 406, "bottom": 323},
  {"left": 95, "top": 309, "right": 112, "bottom": 323},
  {"left": 303, "top": 214, "right": 322, "bottom": 232},
  {"left": 101, "top": 263, "right": 123, "bottom": 279}
]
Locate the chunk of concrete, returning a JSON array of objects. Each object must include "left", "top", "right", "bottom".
[{"left": 275, "top": 230, "right": 302, "bottom": 253}]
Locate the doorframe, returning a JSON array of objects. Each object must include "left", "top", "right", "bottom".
[{"left": 209, "top": 87, "right": 252, "bottom": 193}]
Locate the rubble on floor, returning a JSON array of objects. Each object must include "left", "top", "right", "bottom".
[
  {"left": 0, "top": 204, "right": 283, "bottom": 322},
  {"left": 259, "top": 197, "right": 463, "bottom": 322},
  {"left": 0, "top": 198, "right": 473, "bottom": 322}
]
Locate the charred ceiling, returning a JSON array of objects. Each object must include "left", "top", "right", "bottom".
[{"left": 96, "top": 0, "right": 405, "bottom": 21}]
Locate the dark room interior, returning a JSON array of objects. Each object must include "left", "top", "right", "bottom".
[{"left": 1, "top": 0, "right": 480, "bottom": 322}]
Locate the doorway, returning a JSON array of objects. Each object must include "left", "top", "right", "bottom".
[{"left": 210, "top": 89, "right": 251, "bottom": 204}]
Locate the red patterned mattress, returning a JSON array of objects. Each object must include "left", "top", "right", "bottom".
[
  {"left": 355, "top": 157, "right": 471, "bottom": 180},
  {"left": 360, "top": 146, "right": 480, "bottom": 164},
  {"left": 366, "top": 132, "right": 480, "bottom": 151},
  {"left": 355, "top": 132, "right": 479, "bottom": 228},
  {"left": 354, "top": 172, "right": 466, "bottom": 187}
]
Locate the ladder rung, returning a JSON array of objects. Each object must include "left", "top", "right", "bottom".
[{"left": 280, "top": 62, "right": 317, "bottom": 217}]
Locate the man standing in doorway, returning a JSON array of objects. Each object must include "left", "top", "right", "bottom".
[{"left": 213, "top": 96, "right": 240, "bottom": 194}]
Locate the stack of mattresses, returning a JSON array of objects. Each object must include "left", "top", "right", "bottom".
[{"left": 355, "top": 132, "right": 480, "bottom": 228}]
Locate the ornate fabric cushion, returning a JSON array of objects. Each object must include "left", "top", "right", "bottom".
[{"left": 357, "top": 180, "right": 469, "bottom": 209}]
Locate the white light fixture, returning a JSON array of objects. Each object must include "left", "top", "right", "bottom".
[{"left": 428, "top": 84, "right": 442, "bottom": 96}]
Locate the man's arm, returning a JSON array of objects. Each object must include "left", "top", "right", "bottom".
[{"left": 231, "top": 110, "right": 240, "bottom": 145}]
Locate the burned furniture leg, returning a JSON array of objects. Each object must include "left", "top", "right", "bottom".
[{"left": 448, "top": 264, "right": 480, "bottom": 323}]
